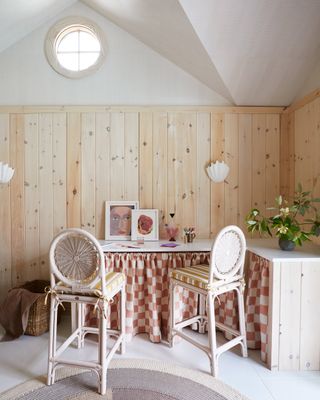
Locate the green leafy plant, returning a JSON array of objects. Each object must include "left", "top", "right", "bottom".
[{"left": 246, "top": 184, "right": 320, "bottom": 246}]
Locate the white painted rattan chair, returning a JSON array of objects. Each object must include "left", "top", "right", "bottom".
[
  {"left": 169, "top": 225, "right": 248, "bottom": 376},
  {"left": 47, "top": 228, "right": 126, "bottom": 395}
]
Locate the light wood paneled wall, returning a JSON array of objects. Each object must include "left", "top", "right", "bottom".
[
  {"left": 0, "top": 108, "right": 281, "bottom": 299},
  {"left": 281, "top": 92, "right": 320, "bottom": 201}
]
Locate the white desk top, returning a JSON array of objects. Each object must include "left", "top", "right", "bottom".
[
  {"left": 247, "top": 238, "right": 320, "bottom": 262},
  {"left": 99, "top": 238, "right": 320, "bottom": 262},
  {"left": 99, "top": 239, "right": 212, "bottom": 253}
]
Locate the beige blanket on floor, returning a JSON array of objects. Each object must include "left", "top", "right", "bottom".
[{"left": 0, "top": 288, "right": 42, "bottom": 341}]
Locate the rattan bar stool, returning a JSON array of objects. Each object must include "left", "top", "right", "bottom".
[
  {"left": 47, "top": 228, "right": 126, "bottom": 395},
  {"left": 169, "top": 225, "right": 248, "bottom": 376}
]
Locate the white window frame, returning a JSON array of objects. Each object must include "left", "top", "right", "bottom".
[{"left": 45, "top": 16, "right": 107, "bottom": 79}]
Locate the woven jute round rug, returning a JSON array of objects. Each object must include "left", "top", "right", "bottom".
[{"left": 0, "top": 359, "right": 250, "bottom": 400}]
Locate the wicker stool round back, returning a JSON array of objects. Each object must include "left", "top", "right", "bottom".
[
  {"left": 47, "top": 228, "right": 126, "bottom": 395},
  {"left": 49, "top": 228, "right": 104, "bottom": 291},
  {"left": 209, "top": 225, "right": 246, "bottom": 282},
  {"left": 169, "top": 225, "right": 248, "bottom": 377}
]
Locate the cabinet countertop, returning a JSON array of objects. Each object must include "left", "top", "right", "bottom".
[{"left": 247, "top": 238, "right": 320, "bottom": 262}]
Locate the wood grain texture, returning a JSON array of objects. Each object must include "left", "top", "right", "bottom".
[
  {"left": 278, "top": 262, "right": 301, "bottom": 370},
  {"left": 300, "top": 262, "right": 320, "bottom": 370},
  {"left": 110, "top": 112, "right": 125, "bottom": 201},
  {"left": 139, "top": 112, "right": 153, "bottom": 208},
  {"left": 252, "top": 115, "right": 267, "bottom": 214},
  {"left": 52, "top": 113, "right": 67, "bottom": 235},
  {"left": 224, "top": 114, "right": 239, "bottom": 226},
  {"left": 238, "top": 114, "right": 252, "bottom": 232},
  {"left": 67, "top": 112, "right": 81, "bottom": 228},
  {"left": 210, "top": 113, "right": 225, "bottom": 236},
  {"left": 265, "top": 114, "right": 280, "bottom": 215},
  {"left": 153, "top": 112, "right": 168, "bottom": 233},
  {"left": 24, "top": 114, "right": 40, "bottom": 282},
  {"left": 95, "top": 112, "right": 111, "bottom": 239},
  {"left": 196, "top": 113, "right": 211, "bottom": 238},
  {"left": 39, "top": 113, "right": 53, "bottom": 279},
  {"left": 81, "top": 112, "right": 96, "bottom": 234},
  {"left": 1, "top": 106, "right": 282, "bottom": 295},
  {"left": 124, "top": 113, "right": 139, "bottom": 201},
  {"left": 9, "top": 114, "right": 25, "bottom": 286},
  {"left": 0, "top": 114, "right": 11, "bottom": 300}
]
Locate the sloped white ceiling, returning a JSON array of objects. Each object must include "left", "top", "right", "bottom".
[
  {"left": 81, "top": 0, "right": 233, "bottom": 103},
  {"left": 179, "top": 0, "right": 320, "bottom": 106},
  {"left": 1, "top": 0, "right": 320, "bottom": 106},
  {"left": 0, "top": 0, "right": 77, "bottom": 53}
]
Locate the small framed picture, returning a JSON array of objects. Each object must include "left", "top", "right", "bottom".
[
  {"left": 131, "top": 209, "right": 159, "bottom": 241},
  {"left": 105, "top": 201, "right": 139, "bottom": 240}
]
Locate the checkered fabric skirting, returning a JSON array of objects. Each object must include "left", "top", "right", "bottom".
[
  {"left": 85, "top": 251, "right": 268, "bottom": 362},
  {"left": 245, "top": 251, "right": 269, "bottom": 362},
  {"left": 85, "top": 252, "right": 243, "bottom": 343},
  {"left": 85, "top": 252, "right": 210, "bottom": 342}
]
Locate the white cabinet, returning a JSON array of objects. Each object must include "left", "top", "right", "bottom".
[{"left": 247, "top": 239, "right": 320, "bottom": 371}]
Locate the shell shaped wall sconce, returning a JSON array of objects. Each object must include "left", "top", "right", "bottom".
[
  {"left": 0, "top": 162, "right": 15, "bottom": 184},
  {"left": 206, "top": 161, "right": 229, "bottom": 183}
]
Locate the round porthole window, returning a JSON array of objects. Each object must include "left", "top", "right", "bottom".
[{"left": 45, "top": 17, "right": 107, "bottom": 79}]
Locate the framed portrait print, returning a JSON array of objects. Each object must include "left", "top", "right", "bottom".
[
  {"left": 131, "top": 209, "right": 159, "bottom": 241},
  {"left": 105, "top": 200, "right": 139, "bottom": 240}
]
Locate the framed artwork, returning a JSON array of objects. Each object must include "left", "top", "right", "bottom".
[
  {"left": 131, "top": 209, "right": 159, "bottom": 241},
  {"left": 105, "top": 200, "right": 139, "bottom": 240}
]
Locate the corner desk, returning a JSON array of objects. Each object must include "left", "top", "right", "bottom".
[{"left": 84, "top": 238, "right": 320, "bottom": 371}]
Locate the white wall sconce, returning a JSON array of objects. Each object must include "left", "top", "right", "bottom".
[
  {"left": 0, "top": 162, "right": 15, "bottom": 184},
  {"left": 206, "top": 160, "right": 229, "bottom": 183}
]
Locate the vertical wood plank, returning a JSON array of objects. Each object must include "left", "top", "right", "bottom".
[
  {"left": 287, "top": 112, "right": 295, "bottom": 198},
  {"left": 52, "top": 113, "right": 67, "bottom": 235},
  {"left": 210, "top": 113, "right": 225, "bottom": 236},
  {"left": 224, "top": 113, "right": 239, "bottom": 225},
  {"left": 0, "top": 114, "right": 11, "bottom": 299},
  {"left": 67, "top": 112, "right": 81, "bottom": 228},
  {"left": 295, "top": 105, "right": 312, "bottom": 192},
  {"left": 252, "top": 115, "right": 266, "bottom": 214},
  {"left": 24, "top": 114, "right": 40, "bottom": 282},
  {"left": 10, "top": 114, "right": 25, "bottom": 286},
  {"left": 300, "top": 261, "right": 320, "bottom": 370},
  {"left": 81, "top": 112, "right": 96, "bottom": 234},
  {"left": 139, "top": 112, "right": 153, "bottom": 208},
  {"left": 280, "top": 113, "right": 292, "bottom": 199},
  {"left": 110, "top": 112, "right": 125, "bottom": 201},
  {"left": 278, "top": 261, "right": 301, "bottom": 370},
  {"left": 238, "top": 114, "right": 252, "bottom": 232},
  {"left": 95, "top": 112, "right": 111, "bottom": 239},
  {"left": 167, "top": 113, "right": 178, "bottom": 221},
  {"left": 196, "top": 112, "right": 211, "bottom": 238},
  {"left": 39, "top": 113, "right": 53, "bottom": 279},
  {"left": 181, "top": 113, "right": 197, "bottom": 229},
  {"left": 268, "top": 261, "right": 281, "bottom": 370},
  {"left": 153, "top": 112, "right": 168, "bottom": 233},
  {"left": 265, "top": 114, "right": 280, "bottom": 214},
  {"left": 124, "top": 112, "right": 139, "bottom": 200}
]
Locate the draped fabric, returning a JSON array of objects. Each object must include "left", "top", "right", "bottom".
[
  {"left": 245, "top": 251, "right": 270, "bottom": 362},
  {"left": 85, "top": 252, "right": 210, "bottom": 342}
]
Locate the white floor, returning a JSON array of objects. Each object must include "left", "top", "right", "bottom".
[{"left": 1, "top": 318, "right": 320, "bottom": 400}]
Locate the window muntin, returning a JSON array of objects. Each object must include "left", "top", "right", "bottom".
[{"left": 45, "top": 17, "right": 106, "bottom": 79}]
